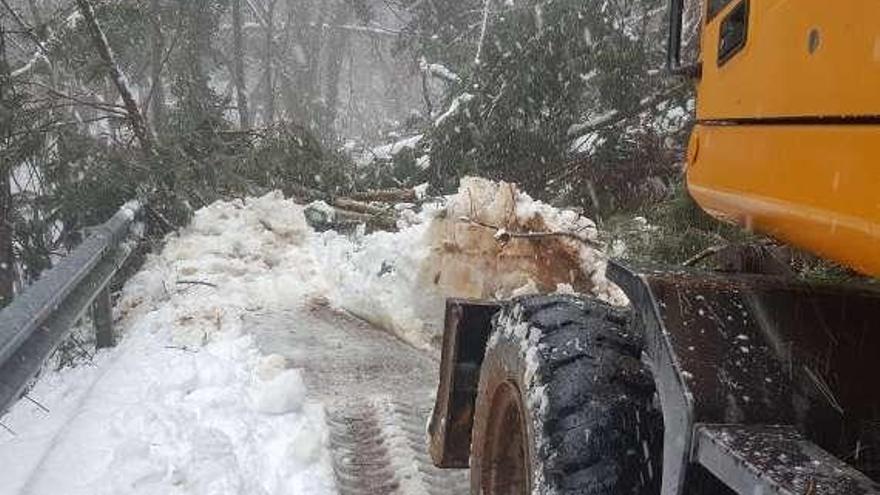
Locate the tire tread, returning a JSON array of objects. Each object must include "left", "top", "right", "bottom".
[{"left": 481, "top": 294, "right": 662, "bottom": 495}]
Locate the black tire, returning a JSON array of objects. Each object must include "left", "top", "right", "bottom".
[{"left": 470, "top": 295, "right": 662, "bottom": 495}]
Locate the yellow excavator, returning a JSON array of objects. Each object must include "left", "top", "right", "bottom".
[{"left": 427, "top": 2, "right": 880, "bottom": 494}]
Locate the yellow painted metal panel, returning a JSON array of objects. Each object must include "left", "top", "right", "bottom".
[
  {"left": 697, "top": 1, "right": 880, "bottom": 120},
  {"left": 687, "top": 124, "right": 880, "bottom": 276}
]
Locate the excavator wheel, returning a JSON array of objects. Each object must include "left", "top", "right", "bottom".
[{"left": 469, "top": 295, "right": 662, "bottom": 495}]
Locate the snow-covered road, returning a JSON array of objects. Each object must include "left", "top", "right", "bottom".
[
  {"left": 0, "top": 194, "right": 342, "bottom": 495},
  {"left": 0, "top": 190, "right": 460, "bottom": 495},
  {"left": 0, "top": 179, "right": 615, "bottom": 495},
  {"left": 251, "top": 302, "right": 468, "bottom": 495}
]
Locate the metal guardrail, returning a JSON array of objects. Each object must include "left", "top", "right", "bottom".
[{"left": 0, "top": 201, "right": 145, "bottom": 416}]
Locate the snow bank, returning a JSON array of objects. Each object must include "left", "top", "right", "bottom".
[
  {"left": 313, "top": 177, "right": 625, "bottom": 352},
  {"left": 0, "top": 192, "right": 335, "bottom": 495},
  {"left": 313, "top": 209, "right": 444, "bottom": 350}
]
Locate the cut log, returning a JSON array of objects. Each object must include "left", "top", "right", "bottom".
[
  {"left": 335, "top": 208, "right": 397, "bottom": 232},
  {"left": 283, "top": 184, "right": 410, "bottom": 232},
  {"left": 332, "top": 198, "right": 391, "bottom": 217},
  {"left": 347, "top": 188, "right": 418, "bottom": 203},
  {"left": 304, "top": 202, "right": 397, "bottom": 233}
]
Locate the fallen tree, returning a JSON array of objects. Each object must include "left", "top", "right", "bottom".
[{"left": 288, "top": 185, "right": 427, "bottom": 233}]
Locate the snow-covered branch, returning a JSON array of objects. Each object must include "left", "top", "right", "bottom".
[
  {"left": 434, "top": 93, "right": 474, "bottom": 127},
  {"left": 7, "top": 9, "right": 82, "bottom": 78},
  {"left": 10, "top": 52, "right": 49, "bottom": 78},
  {"left": 567, "top": 83, "right": 688, "bottom": 139},
  {"left": 420, "top": 58, "right": 461, "bottom": 85},
  {"left": 474, "top": 0, "right": 491, "bottom": 65},
  {"left": 313, "top": 23, "right": 401, "bottom": 38}
]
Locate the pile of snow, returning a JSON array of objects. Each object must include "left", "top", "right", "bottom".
[
  {"left": 314, "top": 177, "right": 625, "bottom": 352},
  {"left": 0, "top": 193, "right": 334, "bottom": 495},
  {"left": 313, "top": 207, "right": 444, "bottom": 350},
  {"left": 422, "top": 177, "right": 625, "bottom": 303}
]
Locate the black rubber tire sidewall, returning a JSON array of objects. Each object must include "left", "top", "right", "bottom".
[
  {"left": 470, "top": 316, "right": 539, "bottom": 494},
  {"left": 470, "top": 295, "right": 662, "bottom": 495}
]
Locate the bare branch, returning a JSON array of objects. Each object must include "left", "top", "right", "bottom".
[
  {"left": 176, "top": 280, "right": 219, "bottom": 289},
  {"left": 462, "top": 217, "right": 603, "bottom": 250},
  {"left": 682, "top": 245, "right": 725, "bottom": 267}
]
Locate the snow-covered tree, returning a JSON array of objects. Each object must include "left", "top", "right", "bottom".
[{"left": 394, "top": 0, "right": 692, "bottom": 216}]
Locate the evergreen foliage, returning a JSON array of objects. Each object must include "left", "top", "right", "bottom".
[
  {"left": 0, "top": 0, "right": 366, "bottom": 288},
  {"left": 0, "top": 0, "right": 707, "bottom": 295},
  {"left": 393, "top": 0, "right": 693, "bottom": 217}
]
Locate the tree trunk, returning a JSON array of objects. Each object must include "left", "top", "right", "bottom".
[
  {"left": 0, "top": 26, "right": 15, "bottom": 307},
  {"left": 307, "top": 10, "right": 325, "bottom": 119},
  {"left": 232, "top": 0, "right": 251, "bottom": 129},
  {"left": 149, "top": 0, "right": 166, "bottom": 132},
  {"left": 74, "top": 0, "right": 154, "bottom": 154},
  {"left": 421, "top": 63, "right": 433, "bottom": 117},
  {"left": 322, "top": 2, "right": 350, "bottom": 135},
  {"left": 25, "top": 0, "right": 45, "bottom": 38},
  {"left": 279, "top": 0, "right": 305, "bottom": 122},
  {"left": 263, "top": 0, "right": 276, "bottom": 124}
]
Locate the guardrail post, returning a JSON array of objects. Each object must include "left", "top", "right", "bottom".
[{"left": 93, "top": 286, "right": 114, "bottom": 348}]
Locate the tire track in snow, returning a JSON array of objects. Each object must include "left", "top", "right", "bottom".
[
  {"left": 387, "top": 400, "right": 470, "bottom": 495},
  {"left": 327, "top": 402, "right": 400, "bottom": 495},
  {"left": 250, "top": 302, "right": 469, "bottom": 495}
]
